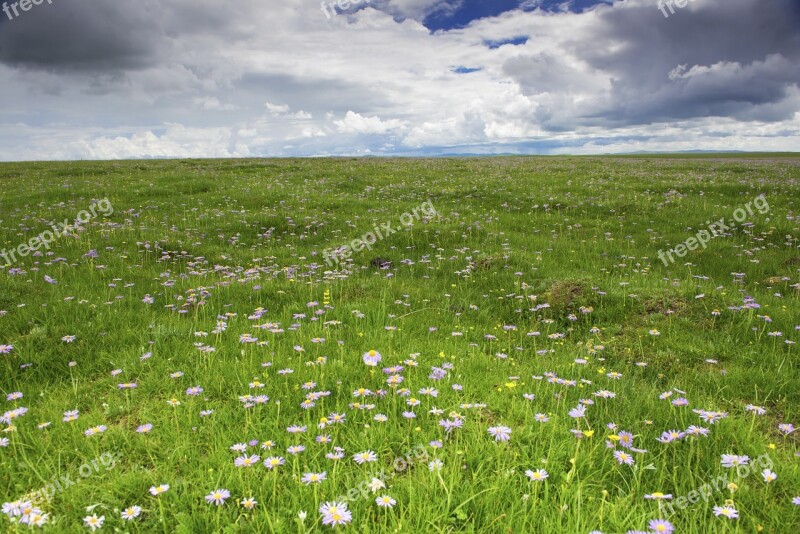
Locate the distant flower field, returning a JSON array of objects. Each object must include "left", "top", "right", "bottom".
[{"left": 0, "top": 156, "right": 798, "bottom": 532}]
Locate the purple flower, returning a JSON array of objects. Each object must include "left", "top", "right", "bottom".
[
  {"left": 62, "top": 409, "right": 79, "bottom": 422},
  {"left": 84, "top": 514, "right": 104, "bottom": 531},
  {"left": 720, "top": 454, "right": 749, "bottom": 468},
  {"left": 439, "top": 419, "right": 463, "bottom": 433},
  {"left": 685, "top": 425, "right": 709, "bottom": 437},
  {"left": 568, "top": 405, "right": 586, "bottom": 418},
  {"left": 149, "top": 484, "right": 169, "bottom": 495},
  {"left": 264, "top": 456, "right": 285, "bottom": 469},
  {"left": 648, "top": 519, "right": 674, "bottom": 533},
  {"left": 618, "top": 431, "right": 634, "bottom": 448},
  {"left": 353, "top": 451, "right": 377, "bottom": 464},
  {"left": 301, "top": 472, "right": 327, "bottom": 484},
  {"left": 762, "top": 469, "right": 777, "bottom": 482},
  {"left": 524, "top": 469, "right": 548, "bottom": 481},
  {"left": 235, "top": 455, "right": 260, "bottom": 468},
  {"left": 712, "top": 505, "right": 738, "bottom": 519},
  {"left": 693, "top": 409, "right": 728, "bottom": 424},
  {"left": 319, "top": 501, "right": 352, "bottom": 527},
  {"left": 487, "top": 426, "right": 512, "bottom": 442},
  {"left": 656, "top": 430, "right": 685, "bottom": 444},
  {"left": 84, "top": 425, "right": 107, "bottom": 436},
  {"left": 613, "top": 450, "right": 634, "bottom": 465},
  {"left": 205, "top": 489, "right": 230, "bottom": 506},
  {"left": 376, "top": 495, "right": 396, "bottom": 508},
  {"left": 362, "top": 350, "right": 382, "bottom": 366}
]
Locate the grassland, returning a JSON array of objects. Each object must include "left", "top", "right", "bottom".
[{"left": 0, "top": 156, "right": 799, "bottom": 533}]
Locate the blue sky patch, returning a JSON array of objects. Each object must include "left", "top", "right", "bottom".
[
  {"left": 452, "top": 66, "right": 482, "bottom": 74},
  {"left": 424, "top": 0, "right": 613, "bottom": 32},
  {"left": 484, "top": 36, "right": 529, "bottom": 49}
]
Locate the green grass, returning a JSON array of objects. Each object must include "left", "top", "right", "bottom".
[{"left": 0, "top": 156, "right": 798, "bottom": 533}]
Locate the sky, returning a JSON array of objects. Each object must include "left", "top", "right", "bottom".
[{"left": 0, "top": 0, "right": 798, "bottom": 160}]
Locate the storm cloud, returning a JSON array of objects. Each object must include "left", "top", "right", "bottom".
[{"left": 0, "top": 0, "right": 797, "bottom": 159}]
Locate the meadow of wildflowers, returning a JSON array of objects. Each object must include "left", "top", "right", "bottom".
[{"left": 0, "top": 156, "right": 799, "bottom": 532}]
